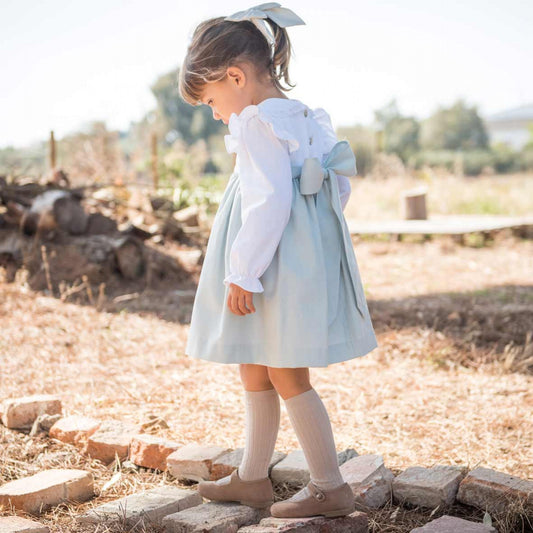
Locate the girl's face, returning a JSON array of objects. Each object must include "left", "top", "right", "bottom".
[{"left": 199, "top": 65, "right": 252, "bottom": 125}]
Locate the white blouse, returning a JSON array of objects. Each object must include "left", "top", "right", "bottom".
[{"left": 222, "top": 98, "right": 355, "bottom": 293}]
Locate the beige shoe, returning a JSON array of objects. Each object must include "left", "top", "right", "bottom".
[
  {"left": 197, "top": 468, "right": 275, "bottom": 508},
  {"left": 270, "top": 480, "right": 356, "bottom": 518}
]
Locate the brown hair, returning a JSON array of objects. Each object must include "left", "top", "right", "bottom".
[{"left": 178, "top": 15, "right": 296, "bottom": 106}]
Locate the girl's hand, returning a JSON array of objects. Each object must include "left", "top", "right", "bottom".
[{"left": 227, "top": 283, "right": 256, "bottom": 316}]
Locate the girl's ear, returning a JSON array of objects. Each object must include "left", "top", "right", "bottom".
[{"left": 227, "top": 65, "right": 246, "bottom": 88}]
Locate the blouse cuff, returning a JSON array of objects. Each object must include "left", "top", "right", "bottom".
[{"left": 224, "top": 273, "right": 264, "bottom": 293}]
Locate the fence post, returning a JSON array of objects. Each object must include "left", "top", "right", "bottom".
[
  {"left": 151, "top": 131, "right": 158, "bottom": 190},
  {"left": 49, "top": 130, "right": 56, "bottom": 171}
]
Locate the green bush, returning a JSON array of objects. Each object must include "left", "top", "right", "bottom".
[
  {"left": 408, "top": 150, "right": 457, "bottom": 172},
  {"left": 408, "top": 149, "right": 499, "bottom": 176},
  {"left": 519, "top": 145, "right": 533, "bottom": 171},
  {"left": 491, "top": 142, "right": 518, "bottom": 173},
  {"left": 461, "top": 150, "right": 495, "bottom": 176},
  {"left": 353, "top": 143, "right": 374, "bottom": 176},
  {"left": 337, "top": 125, "right": 376, "bottom": 177},
  {"left": 419, "top": 99, "right": 489, "bottom": 150}
]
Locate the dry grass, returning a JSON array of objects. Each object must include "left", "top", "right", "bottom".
[
  {"left": 344, "top": 172, "right": 533, "bottom": 220},
  {"left": 1, "top": 226, "right": 532, "bottom": 531}
]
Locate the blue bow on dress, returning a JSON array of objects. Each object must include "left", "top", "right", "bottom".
[
  {"left": 299, "top": 140, "right": 356, "bottom": 195},
  {"left": 297, "top": 140, "right": 366, "bottom": 319}
]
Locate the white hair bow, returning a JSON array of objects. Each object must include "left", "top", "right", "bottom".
[{"left": 224, "top": 2, "right": 305, "bottom": 59}]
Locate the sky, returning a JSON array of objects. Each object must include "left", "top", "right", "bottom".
[{"left": 1, "top": 0, "right": 531, "bottom": 148}]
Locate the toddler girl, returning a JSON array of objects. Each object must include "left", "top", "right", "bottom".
[{"left": 178, "top": 2, "right": 378, "bottom": 518}]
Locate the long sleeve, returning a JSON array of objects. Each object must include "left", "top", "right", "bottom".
[{"left": 223, "top": 112, "right": 294, "bottom": 293}]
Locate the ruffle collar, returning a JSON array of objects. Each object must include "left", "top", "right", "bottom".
[
  {"left": 228, "top": 98, "right": 308, "bottom": 129},
  {"left": 225, "top": 98, "right": 307, "bottom": 155}
]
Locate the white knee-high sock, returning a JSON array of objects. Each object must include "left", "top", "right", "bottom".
[
  {"left": 284, "top": 387, "right": 345, "bottom": 491},
  {"left": 238, "top": 388, "right": 280, "bottom": 481}
]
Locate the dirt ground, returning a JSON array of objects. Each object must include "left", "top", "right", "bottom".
[{"left": 0, "top": 231, "right": 532, "bottom": 532}]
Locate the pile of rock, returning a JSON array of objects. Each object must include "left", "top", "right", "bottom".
[{"left": 1, "top": 394, "right": 531, "bottom": 532}]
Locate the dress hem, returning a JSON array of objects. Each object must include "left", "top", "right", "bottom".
[{"left": 183, "top": 336, "right": 378, "bottom": 368}]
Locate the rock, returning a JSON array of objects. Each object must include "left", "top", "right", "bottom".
[
  {"left": 392, "top": 464, "right": 466, "bottom": 509},
  {"left": 162, "top": 216, "right": 185, "bottom": 240},
  {"left": 128, "top": 188, "right": 153, "bottom": 212},
  {"left": 210, "top": 448, "right": 286, "bottom": 480},
  {"left": 84, "top": 420, "right": 142, "bottom": 464},
  {"left": 410, "top": 514, "right": 497, "bottom": 532},
  {"left": 129, "top": 434, "right": 182, "bottom": 471},
  {"left": 113, "top": 236, "right": 144, "bottom": 279},
  {"left": 52, "top": 195, "right": 89, "bottom": 234},
  {"left": 337, "top": 449, "right": 359, "bottom": 464},
  {"left": 237, "top": 512, "right": 368, "bottom": 532},
  {"left": 0, "top": 515, "right": 50, "bottom": 532},
  {"left": 175, "top": 249, "right": 203, "bottom": 270},
  {"left": 29, "top": 414, "right": 62, "bottom": 437},
  {"left": 77, "top": 485, "right": 201, "bottom": 528},
  {"left": 457, "top": 466, "right": 533, "bottom": 514},
  {"left": 166, "top": 443, "right": 233, "bottom": 482},
  {"left": 270, "top": 449, "right": 358, "bottom": 486},
  {"left": 340, "top": 454, "right": 394, "bottom": 508},
  {"left": 173, "top": 206, "right": 200, "bottom": 227},
  {"left": 85, "top": 212, "right": 118, "bottom": 235},
  {"left": 150, "top": 196, "right": 174, "bottom": 212},
  {"left": 49, "top": 415, "right": 101, "bottom": 446},
  {"left": 162, "top": 501, "right": 270, "bottom": 532},
  {"left": 1, "top": 395, "right": 62, "bottom": 430},
  {"left": 0, "top": 469, "right": 94, "bottom": 515}
]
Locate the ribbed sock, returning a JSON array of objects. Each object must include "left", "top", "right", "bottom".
[
  {"left": 237, "top": 387, "right": 280, "bottom": 481},
  {"left": 284, "top": 387, "right": 345, "bottom": 491}
]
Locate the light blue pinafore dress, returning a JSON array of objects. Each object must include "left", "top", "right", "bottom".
[{"left": 185, "top": 126, "right": 378, "bottom": 368}]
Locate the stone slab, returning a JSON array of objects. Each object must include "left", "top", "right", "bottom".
[
  {"left": 77, "top": 485, "right": 201, "bottom": 527},
  {"left": 211, "top": 449, "right": 287, "bottom": 480},
  {"left": 167, "top": 443, "right": 232, "bottom": 482},
  {"left": 84, "top": 420, "right": 142, "bottom": 464},
  {"left": 49, "top": 415, "right": 101, "bottom": 446},
  {"left": 340, "top": 454, "right": 394, "bottom": 508},
  {"left": 0, "top": 469, "right": 93, "bottom": 515},
  {"left": 237, "top": 511, "right": 368, "bottom": 532},
  {"left": 0, "top": 516, "right": 50, "bottom": 533},
  {"left": 410, "top": 514, "right": 497, "bottom": 532},
  {"left": 129, "top": 434, "right": 181, "bottom": 471},
  {"left": 457, "top": 466, "right": 533, "bottom": 514},
  {"left": 271, "top": 449, "right": 358, "bottom": 486},
  {"left": 162, "top": 501, "right": 270, "bottom": 532},
  {"left": 392, "top": 465, "right": 466, "bottom": 508},
  {"left": 1, "top": 395, "right": 62, "bottom": 429}
]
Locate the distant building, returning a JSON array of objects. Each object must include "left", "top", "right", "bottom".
[{"left": 484, "top": 104, "right": 533, "bottom": 150}]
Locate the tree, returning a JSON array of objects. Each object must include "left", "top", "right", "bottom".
[
  {"left": 374, "top": 99, "right": 420, "bottom": 162},
  {"left": 150, "top": 68, "right": 226, "bottom": 146},
  {"left": 420, "top": 99, "right": 488, "bottom": 150}
]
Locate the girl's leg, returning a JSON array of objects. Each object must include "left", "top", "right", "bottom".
[
  {"left": 237, "top": 364, "right": 280, "bottom": 481},
  {"left": 267, "top": 367, "right": 345, "bottom": 491}
]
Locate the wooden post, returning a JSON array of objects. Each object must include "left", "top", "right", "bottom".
[
  {"left": 151, "top": 131, "right": 158, "bottom": 190},
  {"left": 401, "top": 186, "right": 428, "bottom": 220},
  {"left": 49, "top": 130, "right": 56, "bottom": 171}
]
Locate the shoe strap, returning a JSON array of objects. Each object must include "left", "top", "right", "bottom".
[{"left": 307, "top": 481, "right": 326, "bottom": 501}]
